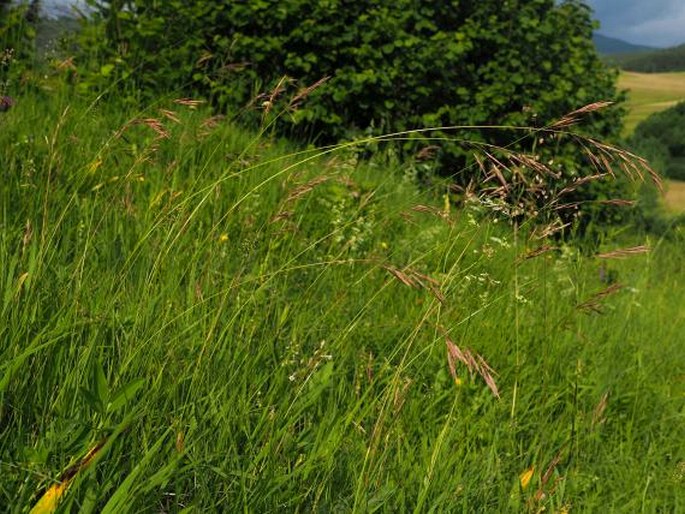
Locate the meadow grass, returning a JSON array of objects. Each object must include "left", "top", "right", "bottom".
[
  {"left": 618, "top": 71, "right": 685, "bottom": 135},
  {"left": 1, "top": 90, "right": 684, "bottom": 513}
]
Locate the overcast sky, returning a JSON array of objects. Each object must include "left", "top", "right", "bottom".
[{"left": 586, "top": 0, "right": 685, "bottom": 48}]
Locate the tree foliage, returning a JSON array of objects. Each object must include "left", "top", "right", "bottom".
[
  {"left": 79, "top": 0, "right": 622, "bottom": 146},
  {"left": 631, "top": 102, "right": 685, "bottom": 180},
  {"left": 611, "top": 44, "right": 685, "bottom": 73},
  {"left": 73, "top": 0, "right": 645, "bottom": 235}
]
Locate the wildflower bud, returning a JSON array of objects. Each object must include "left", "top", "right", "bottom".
[{"left": 0, "top": 96, "right": 15, "bottom": 112}]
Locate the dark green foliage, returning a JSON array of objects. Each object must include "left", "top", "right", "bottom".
[
  {"left": 609, "top": 43, "right": 685, "bottom": 73},
  {"left": 72, "top": 0, "right": 646, "bottom": 238},
  {"left": 79, "top": 1, "right": 622, "bottom": 152},
  {"left": 631, "top": 102, "right": 685, "bottom": 180}
]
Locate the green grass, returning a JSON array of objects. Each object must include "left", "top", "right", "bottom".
[
  {"left": 618, "top": 71, "right": 685, "bottom": 135},
  {"left": 1, "top": 90, "right": 684, "bottom": 512}
]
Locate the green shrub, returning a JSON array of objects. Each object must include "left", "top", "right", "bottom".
[
  {"left": 72, "top": 0, "right": 653, "bottom": 236},
  {"left": 631, "top": 102, "right": 685, "bottom": 180},
  {"left": 79, "top": 1, "right": 621, "bottom": 147}
]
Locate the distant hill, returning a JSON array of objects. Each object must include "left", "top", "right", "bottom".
[
  {"left": 593, "top": 34, "right": 657, "bottom": 55},
  {"left": 610, "top": 44, "right": 685, "bottom": 73}
]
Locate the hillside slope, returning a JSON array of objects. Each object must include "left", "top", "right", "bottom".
[
  {"left": 611, "top": 43, "right": 685, "bottom": 72},
  {"left": 1, "top": 91, "right": 683, "bottom": 511},
  {"left": 618, "top": 71, "right": 685, "bottom": 134},
  {"left": 593, "top": 33, "right": 656, "bottom": 55}
]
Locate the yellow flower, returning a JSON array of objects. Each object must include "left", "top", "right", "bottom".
[
  {"left": 219, "top": 233, "right": 229, "bottom": 242},
  {"left": 519, "top": 466, "right": 535, "bottom": 490}
]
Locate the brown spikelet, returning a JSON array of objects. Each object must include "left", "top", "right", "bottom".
[
  {"left": 175, "top": 431, "right": 185, "bottom": 453},
  {"left": 445, "top": 338, "right": 500, "bottom": 399},
  {"left": 201, "top": 114, "right": 225, "bottom": 129},
  {"left": 411, "top": 204, "right": 451, "bottom": 224},
  {"left": 270, "top": 210, "right": 293, "bottom": 224},
  {"left": 482, "top": 151, "right": 510, "bottom": 189},
  {"left": 173, "top": 98, "right": 206, "bottom": 109},
  {"left": 592, "top": 391, "right": 609, "bottom": 427},
  {"left": 416, "top": 145, "right": 440, "bottom": 161},
  {"left": 532, "top": 220, "right": 571, "bottom": 239},
  {"left": 285, "top": 176, "right": 330, "bottom": 203},
  {"left": 159, "top": 109, "right": 181, "bottom": 124},
  {"left": 195, "top": 51, "right": 213, "bottom": 66},
  {"left": 289, "top": 76, "right": 330, "bottom": 110},
  {"left": 549, "top": 101, "right": 614, "bottom": 129},
  {"left": 520, "top": 244, "right": 558, "bottom": 262},
  {"left": 114, "top": 117, "right": 170, "bottom": 141},
  {"left": 576, "top": 283, "right": 623, "bottom": 314},
  {"left": 532, "top": 450, "right": 565, "bottom": 503},
  {"left": 599, "top": 198, "right": 637, "bottom": 207},
  {"left": 199, "top": 115, "right": 226, "bottom": 138},
  {"left": 556, "top": 173, "right": 608, "bottom": 196},
  {"left": 262, "top": 75, "right": 292, "bottom": 115},
  {"left": 392, "top": 377, "right": 413, "bottom": 414},
  {"left": 22, "top": 219, "right": 33, "bottom": 255},
  {"left": 55, "top": 56, "right": 76, "bottom": 71},
  {"left": 383, "top": 265, "right": 418, "bottom": 288},
  {"left": 139, "top": 118, "right": 170, "bottom": 139},
  {"left": 596, "top": 245, "right": 650, "bottom": 259},
  {"left": 553, "top": 202, "right": 581, "bottom": 212},
  {"left": 383, "top": 265, "right": 446, "bottom": 304}
]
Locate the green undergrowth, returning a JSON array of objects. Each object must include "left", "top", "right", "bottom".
[{"left": 1, "top": 92, "right": 684, "bottom": 512}]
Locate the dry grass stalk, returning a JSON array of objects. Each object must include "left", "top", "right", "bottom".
[
  {"left": 383, "top": 265, "right": 446, "bottom": 304},
  {"left": 54, "top": 56, "right": 76, "bottom": 71},
  {"left": 445, "top": 338, "right": 500, "bottom": 399},
  {"left": 198, "top": 114, "right": 226, "bottom": 138},
  {"left": 289, "top": 76, "right": 330, "bottom": 110},
  {"left": 576, "top": 283, "right": 623, "bottom": 314},
  {"left": 285, "top": 176, "right": 330, "bottom": 203},
  {"left": 158, "top": 108, "right": 181, "bottom": 124},
  {"left": 532, "top": 449, "right": 565, "bottom": 503},
  {"left": 393, "top": 377, "right": 413, "bottom": 414},
  {"left": 549, "top": 101, "right": 614, "bottom": 130},
  {"left": 195, "top": 51, "right": 213, "bottom": 67},
  {"left": 596, "top": 245, "right": 650, "bottom": 259},
  {"left": 532, "top": 220, "right": 571, "bottom": 239},
  {"left": 262, "top": 75, "right": 292, "bottom": 115},
  {"left": 482, "top": 150, "right": 510, "bottom": 190},
  {"left": 588, "top": 138, "right": 663, "bottom": 192},
  {"left": 592, "top": 391, "right": 609, "bottom": 427},
  {"left": 598, "top": 198, "right": 636, "bottom": 207},
  {"left": 415, "top": 145, "right": 440, "bottom": 161},
  {"left": 173, "top": 98, "right": 206, "bottom": 109},
  {"left": 411, "top": 204, "right": 452, "bottom": 224},
  {"left": 115, "top": 117, "right": 170, "bottom": 141},
  {"left": 556, "top": 173, "right": 608, "bottom": 197},
  {"left": 22, "top": 219, "right": 33, "bottom": 256},
  {"left": 269, "top": 210, "right": 293, "bottom": 224},
  {"left": 520, "top": 244, "right": 559, "bottom": 262}
]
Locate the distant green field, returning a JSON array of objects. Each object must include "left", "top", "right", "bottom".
[{"left": 618, "top": 71, "right": 685, "bottom": 134}]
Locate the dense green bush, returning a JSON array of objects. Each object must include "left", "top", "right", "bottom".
[
  {"left": 72, "top": 0, "right": 650, "bottom": 236},
  {"left": 79, "top": 1, "right": 621, "bottom": 147},
  {"left": 631, "top": 102, "right": 685, "bottom": 180}
]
